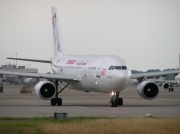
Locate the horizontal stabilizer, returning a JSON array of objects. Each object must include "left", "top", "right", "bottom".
[{"left": 7, "top": 57, "right": 51, "bottom": 63}]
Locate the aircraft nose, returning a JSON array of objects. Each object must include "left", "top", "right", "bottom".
[
  {"left": 175, "top": 76, "right": 180, "bottom": 85},
  {"left": 176, "top": 79, "right": 180, "bottom": 85},
  {"left": 114, "top": 70, "right": 131, "bottom": 89},
  {"left": 121, "top": 70, "right": 131, "bottom": 84},
  {"left": 177, "top": 80, "right": 180, "bottom": 85}
]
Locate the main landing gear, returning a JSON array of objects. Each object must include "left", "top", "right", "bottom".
[
  {"left": 169, "top": 87, "right": 174, "bottom": 92},
  {"left": 109, "top": 92, "right": 123, "bottom": 107},
  {"left": 51, "top": 80, "right": 69, "bottom": 106},
  {"left": 168, "top": 83, "right": 174, "bottom": 92}
]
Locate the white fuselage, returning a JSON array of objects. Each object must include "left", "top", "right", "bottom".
[
  {"left": 175, "top": 74, "right": 180, "bottom": 85},
  {"left": 51, "top": 55, "right": 132, "bottom": 93}
]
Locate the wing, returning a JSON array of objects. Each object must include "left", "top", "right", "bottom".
[
  {"left": 131, "top": 70, "right": 180, "bottom": 83},
  {"left": 151, "top": 79, "right": 177, "bottom": 84},
  {"left": 3, "top": 58, "right": 80, "bottom": 83},
  {"left": 0, "top": 70, "right": 80, "bottom": 83}
]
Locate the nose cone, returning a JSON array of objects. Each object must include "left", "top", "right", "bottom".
[
  {"left": 109, "top": 56, "right": 132, "bottom": 91},
  {"left": 175, "top": 74, "right": 180, "bottom": 85},
  {"left": 119, "top": 69, "right": 132, "bottom": 88},
  {"left": 112, "top": 67, "right": 131, "bottom": 91}
]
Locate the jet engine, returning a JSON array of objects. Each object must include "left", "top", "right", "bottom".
[
  {"left": 137, "top": 81, "right": 159, "bottom": 100},
  {"left": 34, "top": 81, "right": 56, "bottom": 100},
  {"left": 162, "top": 82, "right": 169, "bottom": 89}
]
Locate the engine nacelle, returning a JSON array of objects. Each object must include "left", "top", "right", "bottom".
[
  {"left": 34, "top": 81, "right": 56, "bottom": 100},
  {"left": 137, "top": 81, "right": 159, "bottom": 100},
  {"left": 162, "top": 82, "right": 169, "bottom": 89}
]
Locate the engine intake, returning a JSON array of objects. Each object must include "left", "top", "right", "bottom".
[
  {"left": 34, "top": 81, "right": 56, "bottom": 100},
  {"left": 137, "top": 81, "right": 159, "bottom": 100},
  {"left": 162, "top": 82, "right": 169, "bottom": 89}
]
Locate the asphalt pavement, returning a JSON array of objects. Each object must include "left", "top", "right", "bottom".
[{"left": 0, "top": 84, "right": 180, "bottom": 117}]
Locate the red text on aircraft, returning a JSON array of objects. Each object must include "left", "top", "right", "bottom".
[
  {"left": 76, "top": 60, "right": 88, "bottom": 66},
  {"left": 60, "top": 68, "right": 63, "bottom": 72},
  {"left": 52, "top": 12, "right": 61, "bottom": 53},
  {"left": 67, "top": 60, "right": 76, "bottom": 64},
  {"left": 101, "top": 68, "right": 107, "bottom": 76}
]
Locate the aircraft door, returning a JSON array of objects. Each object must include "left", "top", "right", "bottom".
[
  {"left": 96, "top": 61, "right": 105, "bottom": 78},
  {"left": 84, "top": 66, "right": 88, "bottom": 77}
]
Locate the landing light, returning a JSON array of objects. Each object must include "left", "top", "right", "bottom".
[{"left": 110, "top": 91, "right": 116, "bottom": 96}]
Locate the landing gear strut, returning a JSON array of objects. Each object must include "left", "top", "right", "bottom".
[
  {"left": 109, "top": 92, "right": 123, "bottom": 107},
  {"left": 51, "top": 80, "right": 69, "bottom": 106}
]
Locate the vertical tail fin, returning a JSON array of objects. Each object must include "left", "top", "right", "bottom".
[{"left": 51, "top": 7, "right": 66, "bottom": 55}]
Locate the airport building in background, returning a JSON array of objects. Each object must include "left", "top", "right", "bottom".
[
  {"left": 0, "top": 64, "right": 38, "bottom": 73},
  {"left": 0, "top": 64, "right": 38, "bottom": 84}
]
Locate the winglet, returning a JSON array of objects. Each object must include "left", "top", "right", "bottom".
[{"left": 51, "top": 7, "right": 66, "bottom": 55}]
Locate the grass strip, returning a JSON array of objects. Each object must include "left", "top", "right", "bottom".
[{"left": 0, "top": 117, "right": 180, "bottom": 134}]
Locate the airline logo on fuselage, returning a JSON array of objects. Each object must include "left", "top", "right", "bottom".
[
  {"left": 101, "top": 68, "right": 107, "bottom": 76},
  {"left": 66, "top": 60, "right": 89, "bottom": 66},
  {"left": 76, "top": 60, "right": 88, "bottom": 66},
  {"left": 67, "top": 60, "right": 76, "bottom": 64}
]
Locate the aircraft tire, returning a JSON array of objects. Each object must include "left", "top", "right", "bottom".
[
  {"left": 109, "top": 100, "right": 114, "bottom": 107},
  {"left": 114, "top": 99, "right": 118, "bottom": 107},
  {"left": 118, "top": 98, "right": 123, "bottom": 106},
  {"left": 51, "top": 98, "right": 56, "bottom": 106},
  {"left": 57, "top": 98, "right": 62, "bottom": 106}
]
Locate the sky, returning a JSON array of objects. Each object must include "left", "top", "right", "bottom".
[{"left": 0, "top": 0, "right": 180, "bottom": 73}]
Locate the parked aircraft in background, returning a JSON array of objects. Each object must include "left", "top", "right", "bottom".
[
  {"left": 131, "top": 75, "right": 180, "bottom": 92},
  {"left": 131, "top": 55, "right": 180, "bottom": 92},
  {"left": 0, "top": 7, "right": 180, "bottom": 107},
  {"left": 1, "top": 75, "right": 19, "bottom": 85},
  {"left": 160, "top": 55, "right": 180, "bottom": 91},
  {"left": 161, "top": 72, "right": 180, "bottom": 92}
]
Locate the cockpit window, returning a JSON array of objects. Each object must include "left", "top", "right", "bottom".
[
  {"left": 108, "top": 66, "right": 127, "bottom": 70},
  {"left": 122, "top": 66, "right": 127, "bottom": 70},
  {"left": 115, "top": 66, "right": 121, "bottom": 70},
  {"left": 108, "top": 66, "right": 114, "bottom": 70}
]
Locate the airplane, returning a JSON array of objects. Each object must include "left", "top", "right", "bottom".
[
  {"left": 130, "top": 72, "right": 180, "bottom": 92},
  {"left": 160, "top": 55, "right": 180, "bottom": 92},
  {"left": 1, "top": 75, "right": 19, "bottom": 85},
  {"left": 160, "top": 72, "right": 180, "bottom": 92},
  {"left": 0, "top": 7, "right": 180, "bottom": 107},
  {"left": 131, "top": 55, "right": 180, "bottom": 92}
]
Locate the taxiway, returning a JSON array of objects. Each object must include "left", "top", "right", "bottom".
[{"left": 0, "top": 85, "right": 180, "bottom": 117}]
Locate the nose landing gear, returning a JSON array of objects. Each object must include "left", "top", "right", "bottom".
[{"left": 109, "top": 92, "right": 123, "bottom": 107}]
